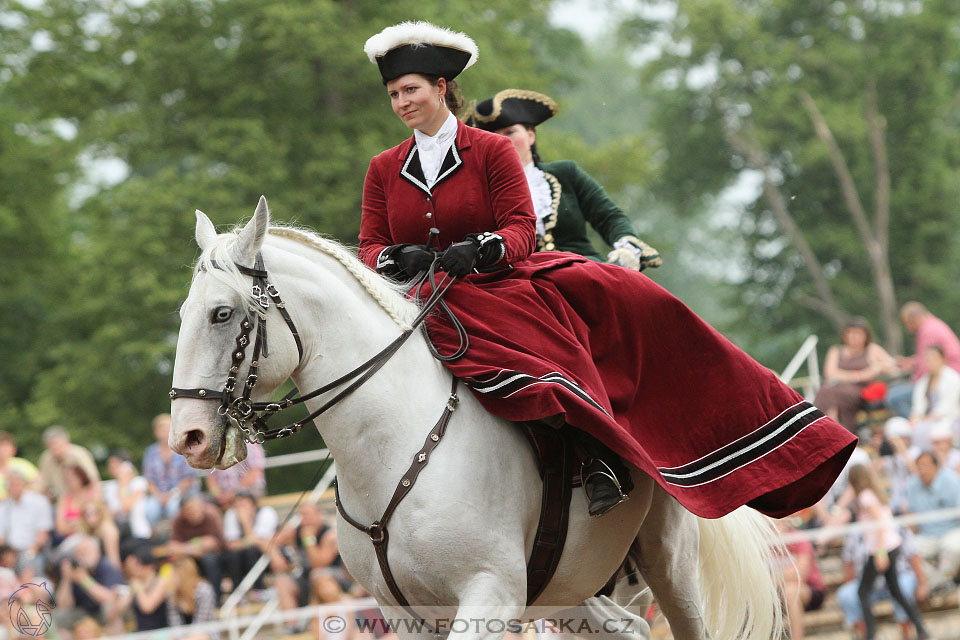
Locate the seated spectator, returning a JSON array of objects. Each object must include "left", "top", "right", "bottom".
[
  {"left": 143, "top": 413, "right": 196, "bottom": 525},
  {"left": 221, "top": 490, "right": 277, "bottom": 596},
  {"left": 119, "top": 545, "right": 171, "bottom": 632},
  {"left": 53, "top": 534, "right": 126, "bottom": 636},
  {"left": 905, "top": 451, "right": 960, "bottom": 587},
  {"left": 0, "top": 431, "right": 38, "bottom": 500},
  {"left": 848, "top": 463, "right": 928, "bottom": 639},
  {"left": 272, "top": 502, "right": 342, "bottom": 633},
  {"left": 0, "top": 469, "right": 53, "bottom": 577},
  {"left": 909, "top": 346, "right": 960, "bottom": 451},
  {"left": 37, "top": 426, "right": 100, "bottom": 501},
  {"left": 79, "top": 500, "right": 122, "bottom": 569},
  {"left": 55, "top": 465, "right": 100, "bottom": 543},
  {"left": 205, "top": 441, "right": 267, "bottom": 509},
  {"left": 889, "top": 302, "right": 960, "bottom": 418},
  {"left": 72, "top": 615, "right": 105, "bottom": 639},
  {"left": 167, "top": 492, "right": 225, "bottom": 601},
  {"left": 166, "top": 555, "right": 220, "bottom": 640},
  {"left": 879, "top": 418, "right": 915, "bottom": 514},
  {"left": 775, "top": 518, "right": 825, "bottom": 640},
  {"left": 312, "top": 570, "right": 359, "bottom": 640},
  {"left": 929, "top": 423, "right": 960, "bottom": 473},
  {"left": 836, "top": 527, "right": 929, "bottom": 640},
  {"left": 102, "top": 450, "right": 152, "bottom": 541},
  {"left": 814, "top": 317, "right": 896, "bottom": 431}
]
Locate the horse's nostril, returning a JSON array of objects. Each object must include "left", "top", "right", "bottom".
[{"left": 185, "top": 429, "right": 205, "bottom": 450}]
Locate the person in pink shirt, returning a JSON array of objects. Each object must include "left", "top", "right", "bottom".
[{"left": 887, "top": 302, "right": 960, "bottom": 417}]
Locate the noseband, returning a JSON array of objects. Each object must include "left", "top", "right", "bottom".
[{"left": 169, "top": 251, "right": 463, "bottom": 444}]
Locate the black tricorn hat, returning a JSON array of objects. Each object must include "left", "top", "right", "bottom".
[
  {"left": 364, "top": 21, "right": 478, "bottom": 84},
  {"left": 463, "top": 89, "right": 558, "bottom": 132}
]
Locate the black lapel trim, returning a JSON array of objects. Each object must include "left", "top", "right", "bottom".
[
  {"left": 657, "top": 401, "right": 827, "bottom": 488},
  {"left": 399, "top": 145, "right": 430, "bottom": 195},
  {"left": 538, "top": 169, "right": 561, "bottom": 251},
  {"left": 431, "top": 144, "right": 463, "bottom": 189},
  {"left": 466, "top": 369, "right": 609, "bottom": 417}
]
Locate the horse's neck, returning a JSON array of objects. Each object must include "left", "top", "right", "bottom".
[{"left": 280, "top": 244, "right": 451, "bottom": 510}]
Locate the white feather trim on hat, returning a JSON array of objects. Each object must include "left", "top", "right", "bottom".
[{"left": 364, "top": 21, "right": 478, "bottom": 68}]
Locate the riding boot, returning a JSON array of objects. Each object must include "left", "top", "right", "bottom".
[{"left": 573, "top": 430, "right": 633, "bottom": 517}]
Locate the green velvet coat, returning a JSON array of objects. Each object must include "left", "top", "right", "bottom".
[{"left": 536, "top": 160, "right": 637, "bottom": 260}]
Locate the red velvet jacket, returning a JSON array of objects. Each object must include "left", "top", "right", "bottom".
[{"left": 359, "top": 119, "right": 536, "bottom": 269}]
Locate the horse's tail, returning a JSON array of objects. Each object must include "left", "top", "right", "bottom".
[{"left": 696, "top": 507, "right": 786, "bottom": 640}]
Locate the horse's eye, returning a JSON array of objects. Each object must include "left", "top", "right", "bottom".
[{"left": 212, "top": 307, "right": 233, "bottom": 324}]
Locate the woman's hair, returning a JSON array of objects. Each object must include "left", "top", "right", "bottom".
[
  {"left": 310, "top": 569, "right": 345, "bottom": 604},
  {"left": 523, "top": 125, "right": 544, "bottom": 164},
  {"left": 847, "top": 463, "right": 888, "bottom": 503},
  {"left": 842, "top": 316, "right": 873, "bottom": 346},
  {"left": 68, "top": 465, "right": 93, "bottom": 488},
  {"left": 422, "top": 74, "right": 465, "bottom": 115},
  {"left": 172, "top": 556, "right": 204, "bottom": 611}
]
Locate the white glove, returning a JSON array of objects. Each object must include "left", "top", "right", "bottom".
[{"left": 607, "top": 236, "right": 662, "bottom": 271}]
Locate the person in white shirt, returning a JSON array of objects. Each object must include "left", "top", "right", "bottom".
[
  {"left": 0, "top": 469, "right": 53, "bottom": 576},
  {"left": 102, "top": 451, "right": 152, "bottom": 540},
  {"left": 910, "top": 346, "right": 960, "bottom": 451},
  {"left": 221, "top": 490, "right": 278, "bottom": 593}
]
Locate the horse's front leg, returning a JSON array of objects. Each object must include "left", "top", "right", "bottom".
[{"left": 444, "top": 575, "right": 527, "bottom": 640}]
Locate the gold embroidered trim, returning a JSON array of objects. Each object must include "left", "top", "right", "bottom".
[
  {"left": 473, "top": 89, "right": 558, "bottom": 124},
  {"left": 538, "top": 170, "right": 562, "bottom": 252}
]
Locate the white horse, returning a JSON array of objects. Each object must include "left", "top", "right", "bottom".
[{"left": 169, "top": 198, "right": 785, "bottom": 640}]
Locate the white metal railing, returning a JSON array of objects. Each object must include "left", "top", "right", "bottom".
[
  {"left": 263, "top": 448, "right": 330, "bottom": 469},
  {"left": 98, "top": 597, "right": 378, "bottom": 640},
  {"left": 222, "top": 460, "right": 338, "bottom": 640},
  {"left": 781, "top": 506, "right": 960, "bottom": 545},
  {"left": 779, "top": 334, "right": 821, "bottom": 401}
]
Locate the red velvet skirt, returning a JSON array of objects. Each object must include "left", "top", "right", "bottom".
[{"left": 421, "top": 253, "right": 857, "bottom": 519}]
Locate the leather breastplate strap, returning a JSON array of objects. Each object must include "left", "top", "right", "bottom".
[{"left": 335, "top": 377, "right": 459, "bottom": 627}]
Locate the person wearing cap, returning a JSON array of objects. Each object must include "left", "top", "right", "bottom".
[
  {"left": 358, "top": 21, "right": 856, "bottom": 519},
  {"left": 464, "top": 89, "right": 661, "bottom": 270}
]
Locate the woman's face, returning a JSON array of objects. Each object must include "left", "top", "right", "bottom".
[
  {"left": 386, "top": 74, "right": 446, "bottom": 133},
  {"left": 495, "top": 124, "right": 536, "bottom": 166},
  {"left": 843, "top": 327, "right": 868, "bottom": 349},
  {"left": 924, "top": 348, "right": 945, "bottom": 374}
]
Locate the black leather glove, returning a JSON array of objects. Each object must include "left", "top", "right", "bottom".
[
  {"left": 440, "top": 239, "right": 480, "bottom": 277},
  {"left": 376, "top": 244, "right": 434, "bottom": 278}
]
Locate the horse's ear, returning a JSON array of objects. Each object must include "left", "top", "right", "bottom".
[
  {"left": 195, "top": 210, "right": 218, "bottom": 252},
  {"left": 232, "top": 195, "right": 270, "bottom": 264}
]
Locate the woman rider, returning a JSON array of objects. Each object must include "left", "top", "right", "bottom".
[
  {"left": 464, "top": 89, "right": 661, "bottom": 272},
  {"left": 358, "top": 21, "right": 857, "bottom": 520}
]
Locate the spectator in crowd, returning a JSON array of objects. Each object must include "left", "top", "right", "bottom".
[
  {"left": 909, "top": 346, "right": 960, "bottom": 451},
  {"left": 312, "top": 570, "right": 359, "bottom": 640},
  {"left": 167, "top": 492, "right": 225, "bottom": 601},
  {"left": 273, "top": 502, "right": 342, "bottom": 632},
  {"left": 118, "top": 545, "right": 171, "bottom": 632},
  {"left": 0, "top": 469, "right": 52, "bottom": 577},
  {"left": 205, "top": 441, "right": 267, "bottom": 509},
  {"left": 143, "top": 414, "right": 197, "bottom": 525},
  {"left": 55, "top": 465, "right": 100, "bottom": 543},
  {"left": 166, "top": 555, "right": 220, "bottom": 640},
  {"left": 888, "top": 302, "right": 960, "bottom": 418},
  {"left": 836, "top": 527, "right": 928, "bottom": 640},
  {"left": 71, "top": 616, "right": 105, "bottom": 639},
  {"left": 37, "top": 426, "right": 100, "bottom": 501},
  {"left": 814, "top": 317, "right": 896, "bottom": 431},
  {"left": 929, "top": 422, "right": 960, "bottom": 472},
  {"left": 879, "top": 418, "right": 915, "bottom": 513},
  {"left": 221, "top": 490, "right": 277, "bottom": 596},
  {"left": 905, "top": 451, "right": 960, "bottom": 587},
  {"left": 102, "top": 450, "right": 152, "bottom": 541},
  {"left": 79, "top": 500, "right": 122, "bottom": 569},
  {"left": 0, "top": 431, "right": 38, "bottom": 500},
  {"left": 848, "top": 463, "right": 928, "bottom": 640},
  {"left": 775, "top": 518, "right": 825, "bottom": 640},
  {"left": 53, "top": 534, "right": 127, "bottom": 636}
]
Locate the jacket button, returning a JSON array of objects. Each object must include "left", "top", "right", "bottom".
[{"left": 426, "top": 212, "right": 433, "bottom": 219}]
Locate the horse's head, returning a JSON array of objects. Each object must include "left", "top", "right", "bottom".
[{"left": 170, "top": 197, "right": 301, "bottom": 469}]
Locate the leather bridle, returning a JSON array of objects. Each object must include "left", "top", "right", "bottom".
[{"left": 169, "top": 251, "right": 463, "bottom": 444}]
